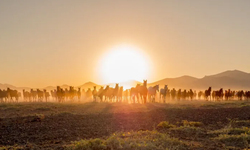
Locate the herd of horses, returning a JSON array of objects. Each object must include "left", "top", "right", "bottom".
[{"left": 1, "top": 80, "right": 250, "bottom": 103}]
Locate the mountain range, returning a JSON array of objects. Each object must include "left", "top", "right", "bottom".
[{"left": 1, "top": 70, "right": 250, "bottom": 91}]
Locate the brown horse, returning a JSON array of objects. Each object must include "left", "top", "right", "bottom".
[
  {"left": 137, "top": 80, "right": 148, "bottom": 104},
  {"left": 214, "top": 88, "right": 223, "bottom": 101},
  {"left": 204, "top": 87, "right": 212, "bottom": 101},
  {"left": 44, "top": 89, "right": 50, "bottom": 102},
  {"left": 7, "top": 88, "right": 19, "bottom": 102},
  {"left": 188, "top": 89, "right": 194, "bottom": 101},
  {"left": 0, "top": 89, "right": 8, "bottom": 103},
  {"left": 92, "top": 86, "right": 98, "bottom": 102},
  {"left": 177, "top": 89, "right": 182, "bottom": 101},
  {"left": 171, "top": 88, "right": 177, "bottom": 100},
  {"left": 118, "top": 86, "right": 123, "bottom": 102},
  {"left": 130, "top": 85, "right": 139, "bottom": 103}
]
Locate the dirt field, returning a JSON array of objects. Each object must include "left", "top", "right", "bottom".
[{"left": 1, "top": 100, "right": 250, "bottom": 149}]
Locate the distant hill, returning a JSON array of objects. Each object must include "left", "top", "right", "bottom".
[
  {"left": 148, "top": 76, "right": 198, "bottom": 89},
  {"left": 1, "top": 70, "right": 250, "bottom": 91},
  {"left": 79, "top": 82, "right": 101, "bottom": 90},
  {"left": 149, "top": 70, "right": 250, "bottom": 90},
  {"left": 192, "top": 70, "right": 250, "bottom": 90}
]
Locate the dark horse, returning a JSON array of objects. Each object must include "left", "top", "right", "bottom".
[
  {"left": 204, "top": 87, "right": 212, "bottom": 101},
  {"left": 130, "top": 80, "right": 148, "bottom": 104},
  {"left": 215, "top": 88, "right": 223, "bottom": 101},
  {"left": 138, "top": 80, "right": 148, "bottom": 104}
]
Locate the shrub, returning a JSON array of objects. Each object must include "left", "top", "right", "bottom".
[
  {"left": 157, "top": 121, "right": 176, "bottom": 130},
  {"left": 169, "top": 126, "right": 206, "bottom": 139},
  {"left": 182, "top": 120, "right": 204, "bottom": 127},
  {"left": 213, "top": 134, "right": 250, "bottom": 148},
  {"left": 68, "top": 131, "right": 189, "bottom": 150},
  {"left": 69, "top": 138, "right": 107, "bottom": 150},
  {"left": 235, "top": 120, "right": 250, "bottom": 128}
]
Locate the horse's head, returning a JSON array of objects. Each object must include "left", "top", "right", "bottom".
[
  {"left": 136, "top": 84, "right": 140, "bottom": 88},
  {"left": 105, "top": 85, "right": 110, "bottom": 90},
  {"left": 164, "top": 85, "right": 168, "bottom": 89},
  {"left": 156, "top": 85, "right": 159, "bottom": 92}
]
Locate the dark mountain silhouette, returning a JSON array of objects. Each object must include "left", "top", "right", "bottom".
[
  {"left": 148, "top": 75, "right": 198, "bottom": 89},
  {"left": 1, "top": 70, "right": 250, "bottom": 91},
  {"left": 79, "top": 82, "right": 100, "bottom": 89},
  {"left": 150, "top": 70, "right": 250, "bottom": 90}
]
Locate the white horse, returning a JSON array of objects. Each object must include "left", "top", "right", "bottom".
[
  {"left": 148, "top": 85, "right": 159, "bottom": 102},
  {"left": 160, "top": 85, "right": 168, "bottom": 103}
]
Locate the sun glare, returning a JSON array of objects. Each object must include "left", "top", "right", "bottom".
[{"left": 99, "top": 44, "right": 150, "bottom": 86}]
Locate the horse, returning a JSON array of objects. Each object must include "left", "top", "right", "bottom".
[
  {"left": 137, "top": 80, "right": 148, "bottom": 104},
  {"left": 177, "top": 89, "right": 182, "bottom": 101},
  {"left": 86, "top": 88, "right": 92, "bottom": 101},
  {"left": 30, "top": 89, "right": 38, "bottom": 102},
  {"left": 118, "top": 86, "right": 123, "bottom": 102},
  {"left": 7, "top": 88, "right": 19, "bottom": 102},
  {"left": 171, "top": 88, "right": 177, "bottom": 100},
  {"left": 130, "top": 85, "right": 139, "bottom": 103},
  {"left": 0, "top": 89, "right": 8, "bottom": 103},
  {"left": 69, "top": 86, "right": 77, "bottom": 101},
  {"left": 112, "top": 84, "right": 120, "bottom": 102},
  {"left": 225, "top": 89, "right": 232, "bottom": 101},
  {"left": 92, "top": 86, "right": 98, "bottom": 102},
  {"left": 77, "top": 88, "right": 81, "bottom": 102},
  {"left": 204, "top": 87, "right": 212, "bottom": 101},
  {"left": 188, "top": 89, "right": 194, "bottom": 100},
  {"left": 245, "top": 91, "right": 250, "bottom": 100},
  {"left": 37, "top": 89, "right": 44, "bottom": 102},
  {"left": 44, "top": 89, "right": 50, "bottom": 102},
  {"left": 97, "top": 87, "right": 104, "bottom": 102},
  {"left": 123, "top": 89, "right": 130, "bottom": 103},
  {"left": 215, "top": 88, "right": 223, "bottom": 101},
  {"left": 56, "top": 86, "right": 65, "bottom": 102},
  {"left": 23, "top": 89, "right": 31, "bottom": 102},
  {"left": 198, "top": 91, "right": 203, "bottom": 100},
  {"left": 236, "top": 90, "right": 244, "bottom": 100},
  {"left": 160, "top": 85, "right": 168, "bottom": 103},
  {"left": 148, "top": 84, "right": 159, "bottom": 102},
  {"left": 181, "top": 90, "right": 187, "bottom": 100},
  {"left": 81, "top": 89, "right": 86, "bottom": 100}
]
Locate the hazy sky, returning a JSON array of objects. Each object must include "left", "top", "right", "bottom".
[{"left": 1, "top": 0, "right": 250, "bottom": 87}]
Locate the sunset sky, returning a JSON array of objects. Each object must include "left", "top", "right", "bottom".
[{"left": 1, "top": 0, "right": 250, "bottom": 88}]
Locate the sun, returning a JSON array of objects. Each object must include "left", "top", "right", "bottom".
[{"left": 98, "top": 44, "right": 150, "bottom": 85}]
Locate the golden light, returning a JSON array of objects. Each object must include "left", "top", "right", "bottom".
[{"left": 98, "top": 44, "right": 150, "bottom": 87}]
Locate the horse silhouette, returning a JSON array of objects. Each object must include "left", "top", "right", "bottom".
[
  {"left": 160, "top": 85, "right": 168, "bottom": 103},
  {"left": 130, "top": 85, "right": 139, "bottom": 103},
  {"left": 171, "top": 88, "right": 176, "bottom": 100},
  {"left": 214, "top": 88, "right": 223, "bottom": 101},
  {"left": 177, "top": 89, "right": 182, "bottom": 101},
  {"left": 118, "top": 86, "right": 123, "bottom": 102},
  {"left": 92, "top": 86, "right": 98, "bottom": 102},
  {"left": 0, "top": 89, "right": 8, "bottom": 103},
  {"left": 7, "top": 88, "right": 19, "bottom": 102},
  {"left": 236, "top": 90, "right": 244, "bottom": 100},
  {"left": 204, "top": 87, "right": 212, "bottom": 101},
  {"left": 188, "top": 89, "right": 194, "bottom": 100},
  {"left": 136, "top": 80, "right": 148, "bottom": 104}
]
